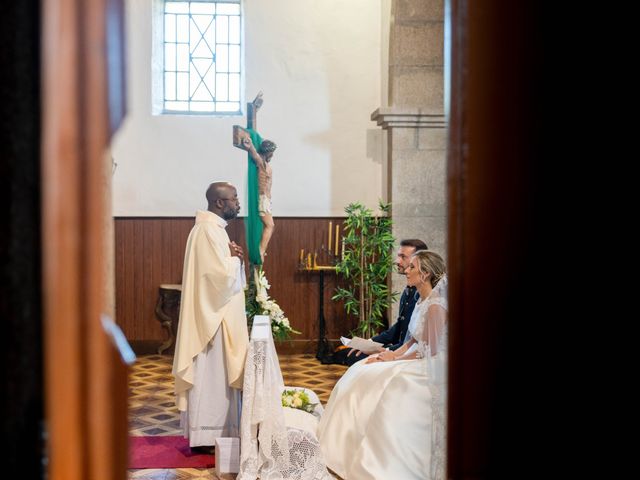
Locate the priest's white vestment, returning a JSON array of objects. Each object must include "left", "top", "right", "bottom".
[{"left": 172, "top": 210, "right": 249, "bottom": 446}]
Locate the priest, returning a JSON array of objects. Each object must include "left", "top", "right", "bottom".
[{"left": 172, "top": 181, "right": 249, "bottom": 452}]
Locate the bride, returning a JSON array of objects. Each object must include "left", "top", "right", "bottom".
[{"left": 317, "top": 250, "right": 447, "bottom": 479}]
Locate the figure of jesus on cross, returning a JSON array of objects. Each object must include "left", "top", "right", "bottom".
[
  {"left": 233, "top": 92, "right": 277, "bottom": 264},
  {"left": 242, "top": 135, "right": 276, "bottom": 261}
]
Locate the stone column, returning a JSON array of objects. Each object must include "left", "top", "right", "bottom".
[{"left": 372, "top": 0, "right": 446, "bottom": 319}]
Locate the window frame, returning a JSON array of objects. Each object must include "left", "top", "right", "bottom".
[{"left": 154, "top": 0, "right": 243, "bottom": 116}]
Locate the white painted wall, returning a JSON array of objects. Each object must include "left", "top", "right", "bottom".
[
  {"left": 112, "top": 0, "right": 383, "bottom": 216},
  {"left": 381, "top": 0, "right": 391, "bottom": 108}
]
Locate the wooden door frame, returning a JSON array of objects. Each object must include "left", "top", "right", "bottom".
[
  {"left": 39, "top": 0, "right": 544, "bottom": 477},
  {"left": 41, "top": 0, "right": 127, "bottom": 478},
  {"left": 447, "top": 1, "right": 542, "bottom": 477}
]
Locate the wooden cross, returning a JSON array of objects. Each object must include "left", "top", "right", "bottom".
[{"left": 233, "top": 91, "right": 263, "bottom": 149}]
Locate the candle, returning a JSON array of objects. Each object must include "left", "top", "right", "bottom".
[
  {"left": 314, "top": 252, "right": 318, "bottom": 269},
  {"left": 328, "top": 221, "right": 333, "bottom": 252},
  {"left": 307, "top": 253, "right": 312, "bottom": 269},
  {"left": 335, "top": 224, "right": 340, "bottom": 256},
  {"left": 341, "top": 237, "right": 345, "bottom": 260},
  {"left": 300, "top": 248, "right": 304, "bottom": 264}
]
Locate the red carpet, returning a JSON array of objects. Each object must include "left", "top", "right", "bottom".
[{"left": 129, "top": 436, "right": 215, "bottom": 469}]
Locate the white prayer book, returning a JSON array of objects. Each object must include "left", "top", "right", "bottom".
[
  {"left": 215, "top": 437, "right": 240, "bottom": 474},
  {"left": 340, "top": 336, "right": 384, "bottom": 354}
]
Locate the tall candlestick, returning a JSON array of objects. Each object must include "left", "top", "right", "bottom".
[
  {"left": 313, "top": 252, "right": 318, "bottom": 269},
  {"left": 335, "top": 224, "right": 340, "bottom": 256},
  {"left": 307, "top": 253, "right": 312, "bottom": 269},
  {"left": 328, "top": 221, "right": 333, "bottom": 252},
  {"left": 300, "top": 248, "right": 304, "bottom": 265}
]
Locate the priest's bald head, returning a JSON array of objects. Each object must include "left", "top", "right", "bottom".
[{"left": 206, "top": 182, "right": 240, "bottom": 220}]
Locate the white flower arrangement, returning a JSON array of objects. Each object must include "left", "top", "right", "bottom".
[
  {"left": 247, "top": 268, "right": 299, "bottom": 341},
  {"left": 281, "top": 388, "right": 317, "bottom": 414}
]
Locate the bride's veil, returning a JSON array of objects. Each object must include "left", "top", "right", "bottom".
[
  {"left": 414, "top": 273, "right": 448, "bottom": 480},
  {"left": 430, "top": 274, "right": 447, "bottom": 479},
  {"left": 414, "top": 273, "right": 448, "bottom": 358}
]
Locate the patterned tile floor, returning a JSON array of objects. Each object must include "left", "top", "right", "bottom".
[{"left": 128, "top": 354, "right": 347, "bottom": 479}]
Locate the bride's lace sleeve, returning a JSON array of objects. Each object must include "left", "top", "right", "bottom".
[
  {"left": 414, "top": 275, "right": 448, "bottom": 479},
  {"left": 413, "top": 276, "right": 448, "bottom": 358},
  {"left": 414, "top": 302, "right": 446, "bottom": 357}
]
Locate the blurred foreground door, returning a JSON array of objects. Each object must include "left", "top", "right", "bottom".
[{"left": 41, "top": 0, "right": 128, "bottom": 479}]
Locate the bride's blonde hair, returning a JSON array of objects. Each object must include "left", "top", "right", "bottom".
[{"left": 413, "top": 250, "right": 446, "bottom": 287}]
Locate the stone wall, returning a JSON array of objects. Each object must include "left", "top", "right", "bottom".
[{"left": 373, "top": 0, "right": 446, "bottom": 319}]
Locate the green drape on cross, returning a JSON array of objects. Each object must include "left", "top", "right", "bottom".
[{"left": 245, "top": 128, "right": 263, "bottom": 266}]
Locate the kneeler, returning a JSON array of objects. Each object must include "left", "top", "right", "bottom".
[{"left": 237, "top": 315, "right": 332, "bottom": 480}]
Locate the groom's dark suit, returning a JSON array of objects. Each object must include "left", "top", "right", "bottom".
[
  {"left": 372, "top": 285, "right": 419, "bottom": 351},
  {"left": 333, "top": 285, "right": 419, "bottom": 366}
]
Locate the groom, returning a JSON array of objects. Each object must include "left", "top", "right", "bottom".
[{"left": 334, "top": 238, "right": 428, "bottom": 366}]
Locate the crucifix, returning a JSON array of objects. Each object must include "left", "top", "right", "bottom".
[{"left": 233, "top": 92, "right": 277, "bottom": 266}]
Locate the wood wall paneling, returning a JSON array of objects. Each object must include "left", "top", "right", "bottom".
[{"left": 115, "top": 217, "right": 362, "bottom": 352}]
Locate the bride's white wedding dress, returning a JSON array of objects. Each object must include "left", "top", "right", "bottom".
[{"left": 317, "top": 277, "right": 448, "bottom": 480}]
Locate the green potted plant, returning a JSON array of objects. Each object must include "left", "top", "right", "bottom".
[{"left": 332, "top": 200, "right": 397, "bottom": 338}]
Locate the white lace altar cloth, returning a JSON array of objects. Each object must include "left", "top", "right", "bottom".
[{"left": 237, "top": 316, "right": 332, "bottom": 480}]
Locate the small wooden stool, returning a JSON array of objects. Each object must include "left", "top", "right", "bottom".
[{"left": 155, "top": 284, "right": 182, "bottom": 354}]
